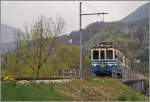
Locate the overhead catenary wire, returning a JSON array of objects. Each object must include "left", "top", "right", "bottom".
[
  {"left": 74, "top": 1, "right": 108, "bottom": 24},
  {"left": 84, "top": 1, "right": 104, "bottom": 21},
  {"left": 73, "top": 1, "right": 95, "bottom": 27},
  {"left": 73, "top": 1, "right": 94, "bottom": 22},
  {"left": 73, "top": 1, "right": 109, "bottom": 28}
]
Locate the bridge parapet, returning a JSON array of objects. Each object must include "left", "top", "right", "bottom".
[
  {"left": 112, "top": 67, "right": 145, "bottom": 92},
  {"left": 112, "top": 67, "right": 146, "bottom": 81}
]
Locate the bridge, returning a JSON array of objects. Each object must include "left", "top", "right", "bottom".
[
  {"left": 62, "top": 68, "right": 146, "bottom": 93},
  {"left": 112, "top": 68, "right": 146, "bottom": 92}
]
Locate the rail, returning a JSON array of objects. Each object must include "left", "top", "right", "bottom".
[{"left": 1, "top": 76, "right": 71, "bottom": 81}]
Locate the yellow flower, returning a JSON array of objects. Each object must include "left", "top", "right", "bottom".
[{"left": 3, "top": 75, "right": 15, "bottom": 81}]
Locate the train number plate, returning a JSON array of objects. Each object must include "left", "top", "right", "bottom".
[{"left": 100, "top": 64, "right": 106, "bottom": 67}]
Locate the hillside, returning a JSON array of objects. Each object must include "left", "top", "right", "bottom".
[
  {"left": 1, "top": 42, "right": 16, "bottom": 54},
  {"left": 120, "top": 2, "right": 149, "bottom": 23},
  {"left": 84, "top": 18, "right": 148, "bottom": 74},
  {"left": 1, "top": 24, "right": 20, "bottom": 54},
  {"left": 1, "top": 24, "right": 20, "bottom": 43},
  {"left": 2, "top": 78, "right": 148, "bottom": 101},
  {"left": 68, "top": 3, "right": 149, "bottom": 45}
]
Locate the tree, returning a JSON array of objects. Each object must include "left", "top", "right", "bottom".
[
  {"left": 1, "top": 15, "right": 66, "bottom": 77},
  {"left": 25, "top": 15, "right": 66, "bottom": 77}
]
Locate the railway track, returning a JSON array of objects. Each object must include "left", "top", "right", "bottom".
[
  {"left": 1, "top": 76, "right": 71, "bottom": 81},
  {"left": 1, "top": 76, "right": 73, "bottom": 84}
]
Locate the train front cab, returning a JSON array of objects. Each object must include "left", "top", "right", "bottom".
[{"left": 91, "top": 48, "right": 119, "bottom": 76}]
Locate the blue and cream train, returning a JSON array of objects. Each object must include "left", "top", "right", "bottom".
[{"left": 90, "top": 42, "right": 132, "bottom": 76}]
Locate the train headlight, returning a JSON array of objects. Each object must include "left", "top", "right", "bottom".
[
  {"left": 108, "top": 64, "right": 112, "bottom": 66},
  {"left": 92, "top": 64, "right": 97, "bottom": 67}
]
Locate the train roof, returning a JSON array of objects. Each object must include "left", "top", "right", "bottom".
[
  {"left": 91, "top": 42, "right": 118, "bottom": 49},
  {"left": 91, "top": 41, "right": 134, "bottom": 61}
]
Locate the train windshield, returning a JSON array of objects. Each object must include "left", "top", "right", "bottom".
[
  {"left": 100, "top": 50, "right": 105, "bottom": 59},
  {"left": 106, "top": 50, "right": 113, "bottom": 59},
  {"left": 93, "top": 50, "right": 99, "bottom": 60}
]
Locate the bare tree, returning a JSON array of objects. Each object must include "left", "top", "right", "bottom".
[{"left": 26, "top": 15, "right": 66, "bottom": 77}]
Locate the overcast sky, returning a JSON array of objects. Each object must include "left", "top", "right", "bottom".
[{"left": 1, "top": 1, "right": 149, "bottom": 34}]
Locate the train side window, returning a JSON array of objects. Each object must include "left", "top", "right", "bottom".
[
  {"left": 100, "top": 50, "right": 105, "bottom": 59},
  {"left": 106, "top": 50, "right": 113, "bottom": 59},
  {"left": 93, "top": 50, "right": 99, "bottom": 60},
  {"left": 115, "top": 51, "right": 117, "bottom": 60},
  {"left": 120, "top": 55, "right": 123, "bottom": 63}
]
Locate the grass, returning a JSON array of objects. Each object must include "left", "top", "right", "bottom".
[
  {"left": 55, "top": 78, "right": 148, "bottom": 101},
  {"left": 1, "top": 78, "right": 148, "bottom": 101},
  {"left": 1, "top": 81, "right": 72, "bottom": 101}
]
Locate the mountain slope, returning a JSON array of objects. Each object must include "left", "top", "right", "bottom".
[
  {"left": 1, "top": 42, "right": 16, "bottom": 54},
  {"left": 1, "top": 24, "right": 19, "bottom": 44},
  {"left": 68, "top": 2, "right": 149, "bottom": 44},
  {"left": 120, "top": 3, "right": 149, "bottom": 23},
  {"left": 1, "top": 24, "right": 23, "bottom": 54}
]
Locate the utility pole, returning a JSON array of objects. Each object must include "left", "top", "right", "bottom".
[
  {"left": 101, "top": 12, "right": 108, "bottom": 22},
  {"left": 79, "top": 2, "right": 82, "bottom": 75},
  {"left": 79, "top": 2, "right": 108, "bottom": 76}
]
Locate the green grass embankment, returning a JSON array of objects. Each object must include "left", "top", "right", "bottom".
[
  {"left": 1, "top": 81, "right": 72, "bottom": 101},
  {"left": 1, "top": 78, "right": 148, "bottom": 101},
  {"left": 55, "top": 78, "right": 148, "bottom": 101}
]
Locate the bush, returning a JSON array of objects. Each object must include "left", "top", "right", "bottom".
[
  {"left": 130, "top": 95, "right": 140, "bottom": 101},
  {"left": 117, "top": 95, "right": 127, "bottom": 101}
]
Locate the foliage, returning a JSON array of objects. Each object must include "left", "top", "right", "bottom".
[
  {"left": 117, "top": 95, "right": 127, "bottom": 101},
  {"left": 2, "top": 43, "right": 80, "bottom": 77}
]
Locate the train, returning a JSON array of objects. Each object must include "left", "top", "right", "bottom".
[{"left": 90, "top": 42, "right": 132, "bottom": 76}]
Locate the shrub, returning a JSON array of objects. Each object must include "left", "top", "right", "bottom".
[
  {"left": 117, "top": 95, "right": 127, "bottom": 101},
  {"left": 130, "top": 95, "right": 140, "bottom": 101}
]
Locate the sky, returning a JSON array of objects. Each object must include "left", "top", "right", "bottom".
[{"left": 1, "top": 1, "right": 149, "bottom": 34}]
